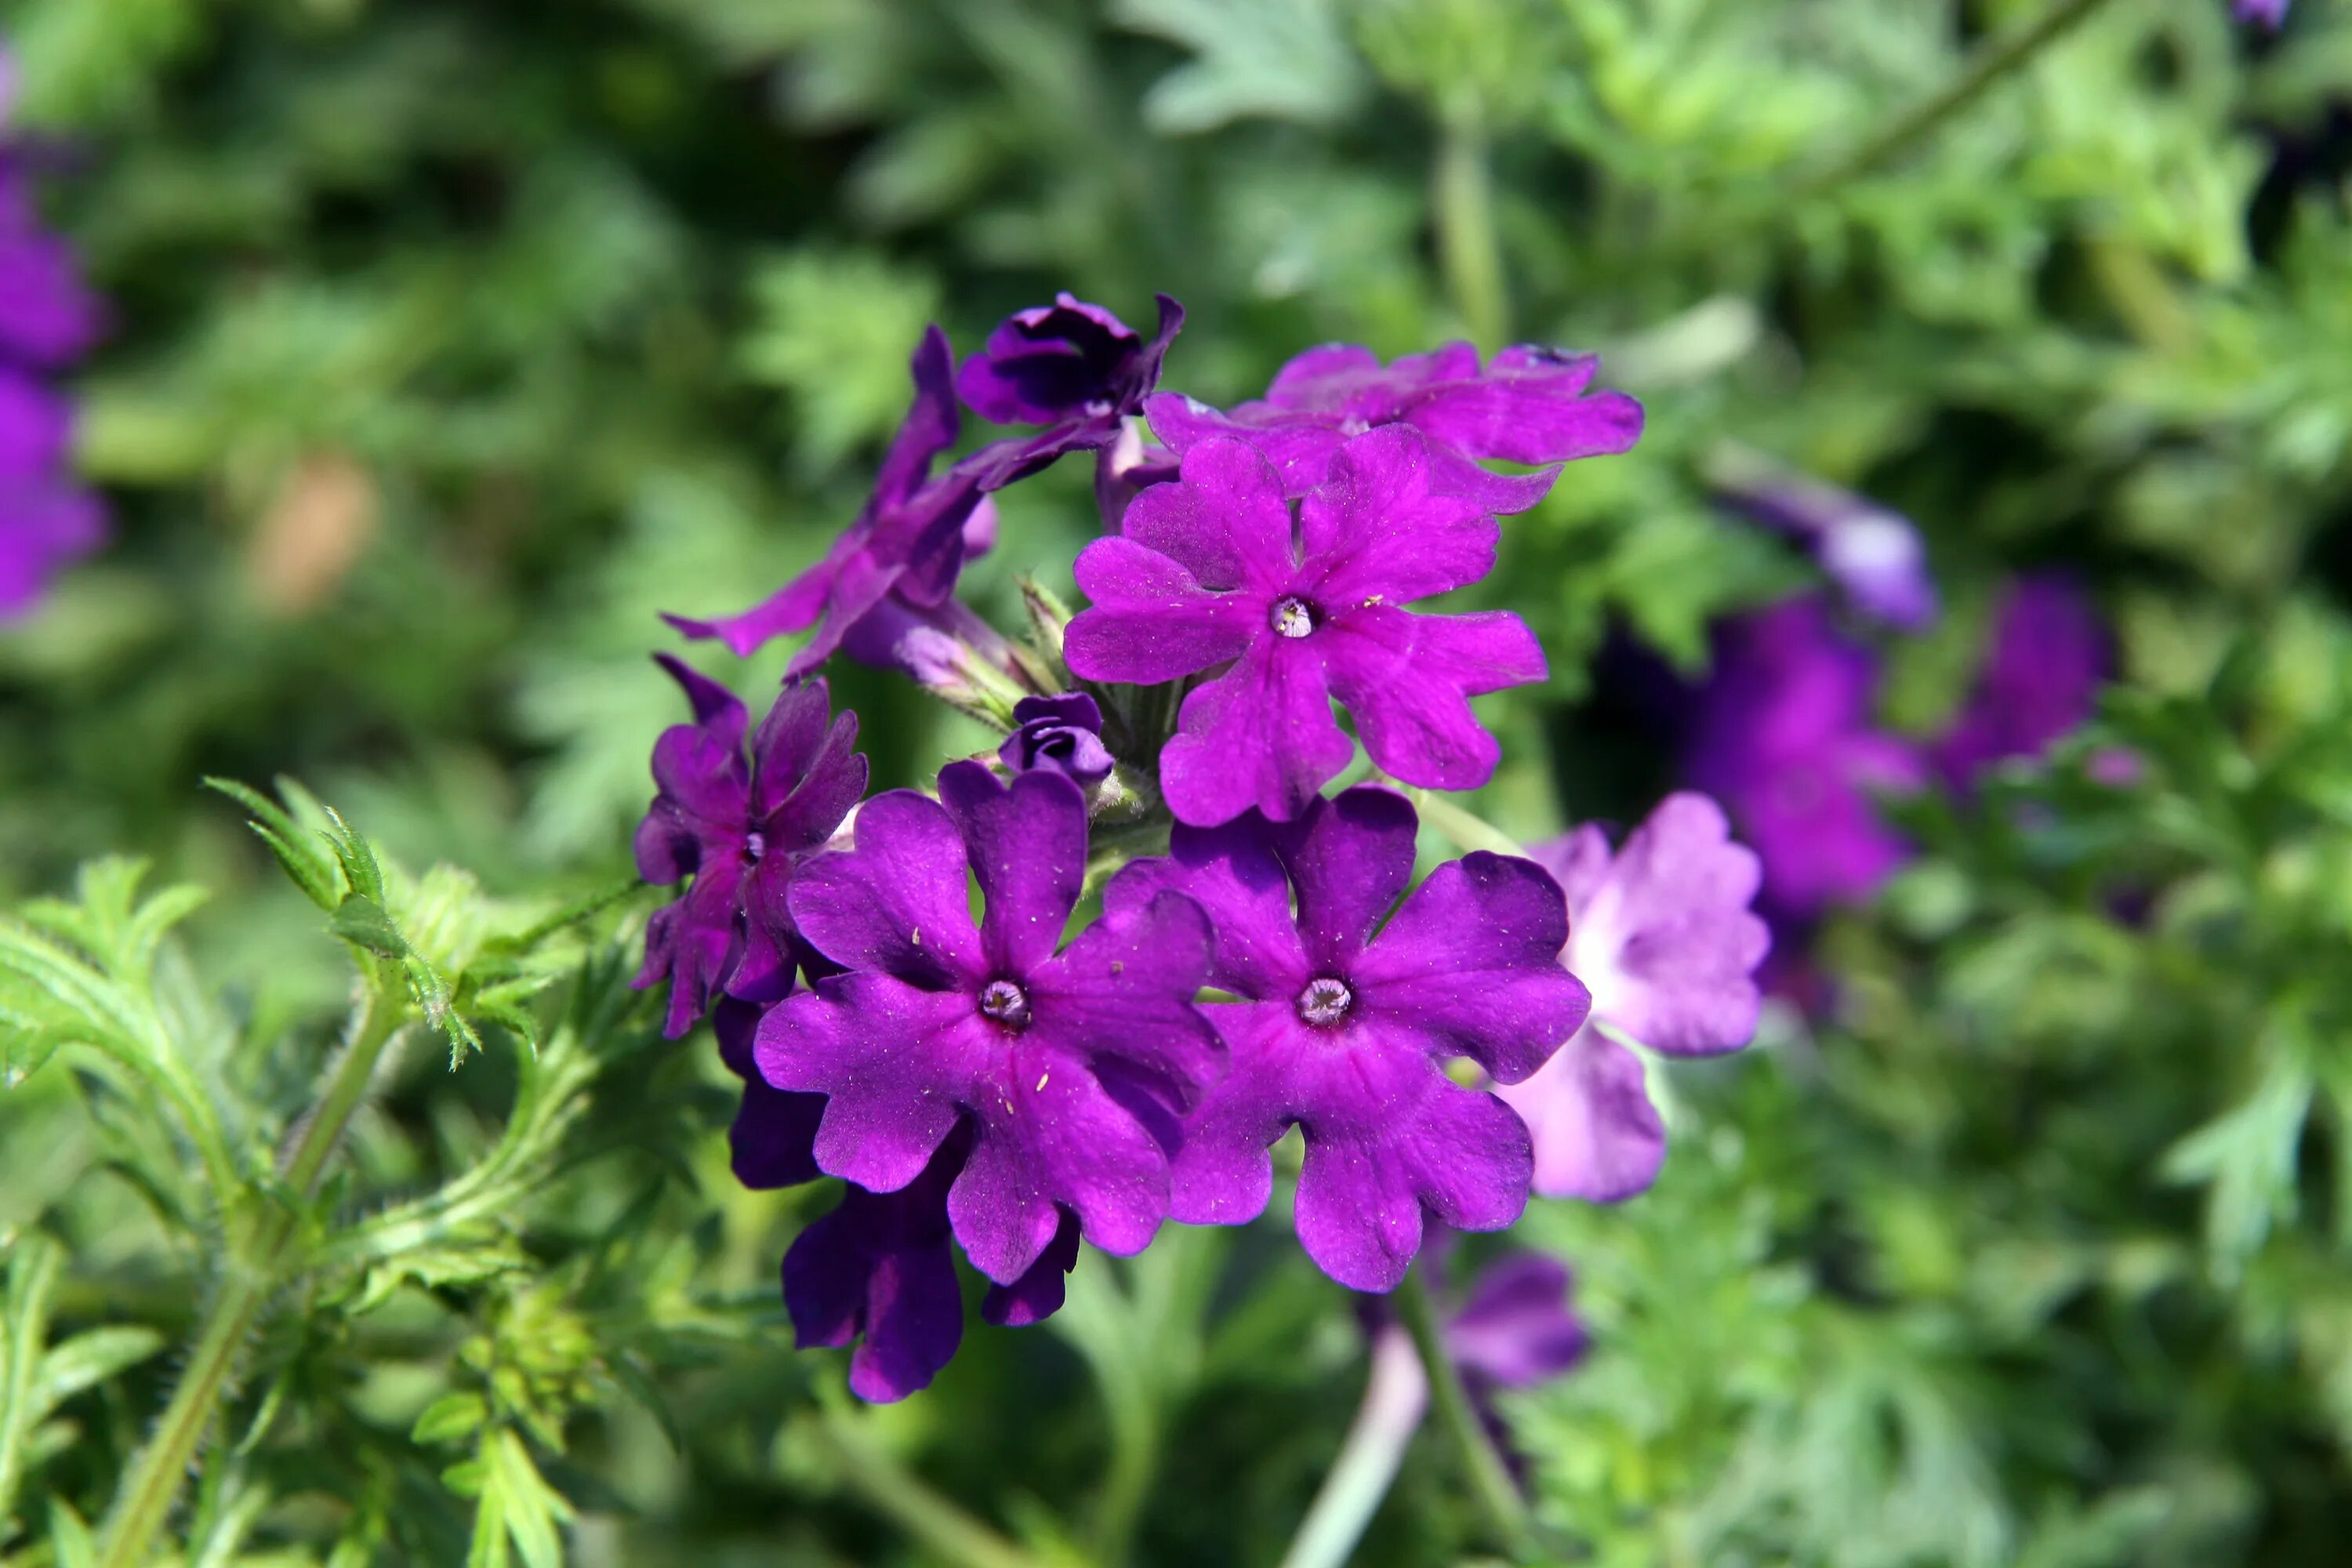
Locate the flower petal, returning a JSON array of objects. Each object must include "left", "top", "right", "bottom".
[
  {"left": 788, "top": 789, "right": 982, "bottom": 987},
  {"left": 1065, "top": 535, "right": 1255, "bottom": 685},
  {"left": 1301, "top": 426, "right": 1500, "bottom": 608},
  {"left": 1276, "top": 786, "right": 1418, "bottom": 974},
  {"left": 1353, "top": 851, "right": 1588, "bottom": 1084},
  {"left": 756, "top": 974, "right": 975, "bottom": 1192},
  {"left": 1321, "top": 608, "right": 1544, "bottom": 792},
  {"left": 935, "top": 762, "right": 1087, "bottom": 980},
  {"left": 1160, "top": 640, "right": 1353, "bottom": 826},
  {"left": 950, "top": 1055, "right": 1172, "bottom": 1282},
  {"left": 1403, "top": 350, "right": 1645, "bottom": 466},
  {"left": 980, "top": 1209, "right": 1083, "bottom": 1327},
  {"left": 1029, "top": 887, "right": 1221, "bottom": 1108},
  {"left": 1120, "top": 436, "right": 1298, "bottom": 592},
  {"left": 1494, "top": 1029, "right": 1664, "bottom": 1203},
  {"left": 1104, "top": 822, "right": 1310, "bottom": 1000}
]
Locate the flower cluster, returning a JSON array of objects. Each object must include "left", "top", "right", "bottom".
[
  {"left": 1, "top": 50, "right": 106, "bottom": 620},
  {"left": 1696, "top": 453, "right": 2112, "bottom": 953},
  {"left": 636, "top": 295, "right": 1770, "bottom": 1399}
]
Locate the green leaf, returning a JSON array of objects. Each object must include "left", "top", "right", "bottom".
[
  {"left": 37, "top": 1325, "right": 165, "bottom": 1406},
  {"left": 327, "top": 895, "right": 409, "bottom": 960},
  {"left": 1112, "top": 0, "right": 1364, "bottom": 133},
  {"left": 413, "top": 1392, "right": 492, "bottom": 1447},
  {"left": 47, "top": 1496, "right": 97, "bottom": 1568}
]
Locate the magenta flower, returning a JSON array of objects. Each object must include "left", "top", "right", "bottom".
[
  {"left": 1065, "top": 427, "right": 1546, "bottom": 826},
  {"left": 1934, "top": 575, "right": 2107, "bottom": 790},
  {"left": 1105, "top": 786, "right": 1590, "bottom": 1291},
  {"left": 1446, "top": 1252, "right": 1589, "bottom": 1394},
  {"left": 2, "top": 74, "right": 108, "bottom": 621},
  {"left": 756, "top": 762, "right": 1221, "bottom": 1286},
  {"left": 1685, "top": 597, "right": 1923, "bottom": 919},
  {"left": 2233, "top": 0, "right": 2287, "bottom": 25},
  {"left": 959, "top": 292, "right": 1181, "bottom": 429},
  {"left": 782, "top": 1134, "right": 967, "bottom": 1403},
  {"left": 999, "top": 692, "right": 1114, "bottom": 786},
  {"left": 1715, "top": 463, "right": 1936, "bottom": 632},
  {"left": 632, "top": 659, "right": 867, "bottom": 1038},
  {"left": 1145, "top": 341, "right": 1641, "bottom": 514},
  {"left": 1495, "top": 793, "right": 1769, "bottom": 1203},
  {"left": 664, "top": 327, "right": 989, "bottom": 668}
]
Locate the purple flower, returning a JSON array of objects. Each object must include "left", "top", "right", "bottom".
[
  {"left": 1684, "top": 597, "right": 1923, "bottom": 919},
  {"left": 713, "top": 1000, "right": 824, "bottom": 1192},
  {"left": 1095, "top": 418, "right": 1181, "bottom": 532},
  {"left": 1105, "top": 786, "right": 1591, "bottom": 1291},
  {"left": 1446, "top": 1252, "right": 1589, "bottom": 1394},
  {"left": 1495, "top": 793, "right": 1769, "bottom": 1203},
  {"left": 632, "top": 659, "right": 868, "bottom": 1038},
  {"left": 1933, "top": 575, "right": 2107, "bottom": 790},
  {"left": 664, "top": 327, "right": 989, "bottom": 668},
  {"left": 1000, "top": 693, "right": 1114, "bottom": 786},
  {"left": 0, "top": 81, "right": 107, "bottom": 622},
  {"left": 1145, "top": 340, "right": 1642, "bottom": 515},
  {"left": 755, "top": 761, "right": 1222, "bottom": 1287},
  {"left": 959, "top": 293, "right": 1181, "bottom": 429},
  {"left": 1713, "top": 456, "right": 1936, "bottom": 632},
  {"left": 1065, "top": 427, "right": 1547, "bottom": 826},
  {"left": 2233, "top": 0, "right": 2287, "bottom": 26}
]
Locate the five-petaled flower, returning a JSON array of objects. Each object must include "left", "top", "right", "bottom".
[
  {"left": 1065, "top": 426, "right": 1547, "bottom": 826},
  {"left": 632, "top": 659, "right": 867, "bottom": 1038},
  {"left": 757, "top": 760, "right": 1223, "bottom": 1287},
  {"left": 1145, "top": 340, "right": 1640, "bottom": 515},
  {"left": 1106, "top": 786, "right": 1590, "bottom": 1290},
  {"left": 1495, "top": 793, "right": 1769, "bottom": 1203}
]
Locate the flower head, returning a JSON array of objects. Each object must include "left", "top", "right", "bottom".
[
  {"left": 1, "top": 82, "right": 107, "bottom": 621},
  {"left": 632, "top": 660, "right": 867, "bottom": 1037},
  {"left": 756, "top": 761, "right": 1221, "bottom": 1286},
  {"left": 1685, "top": 598, "right": 1923, "bottom": 918},
  {"left": 664, "top": 327, "right": 988, "bottom": 667},
  {"left": 1446, "top": 1252, "right": 1589, "bottom": 1393},
  {"left": 1105, "top": 786, "right": 1590, "bottom": 1291},
  {"left": 1000, "top": 693, "right": 1114, "bottom": 786},
  {"left": 959, "top": 293, "right": 1181, "bottom": 429},
  {"left": 1712, "top": 455, "right": 1936, "bottom": 632},
  {"left": 2233, "top": 0, "right": 2288, "bottom": 26},
  {"left": 1934, "top": 575, "right": 2106, "bottom": 790},
  {"left": 1495, "top": 793, "right": 1769, "bottom": 1202},
  {"left": 1065, "top": 427, "right": 1546, "bottom": 826},
  {"left": 1145, "top": 341, "right": 1641, "bottom": 514}
]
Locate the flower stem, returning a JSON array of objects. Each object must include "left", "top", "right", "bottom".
[
  {"left": 1796, "top": 0, "right": 2118, "bottom": 199},
  {"left": 96, "top": 972, "right": 406, "bottom": 1568},
  {"left": 1276, "top": 1327, "right": 1429, "bottom": 1568},
  {"left": 1392, "top": 1266, "right": 1533, "bottom": 1561},
  {"left": 813, "top": 1403, "right": 1048, "bottom": 1568},
  {"left": 1434, "top": 103, "right": 1508, "bottom": 347},
  {"left": 1403, "top": 787, "right": 1529, "bottom": 860}
]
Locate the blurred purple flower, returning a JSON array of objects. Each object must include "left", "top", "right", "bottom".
[
  {"left": 1065, "top": 427, "right": 1545, "bottom": 826},
  {"left": 959, "top": 292, "right": 1181, "bottom": 430},
  {"left": 1497, "top": 793, "right": 1769, "bottom": 1203},
  {"left": 1714, "top": 458, "right": 1936, "bottom": 631},
  {"left": 756, "top": 762, "right": 1221, "bottom": 1288},
  {"left": 1685, "top": 597, "right": 1924, "bottom": 920},
  {"left": 2234, "top": 0, "right": 2288, "bottom": 26},
  {"left": 1145, "top": 340, "right": 1640, "bottom": 515},
  {"left": 631, "top": 661, "right": 867, "bottom": 1039},
  {"left": 1934, "top": 574, "right": 2107, "bottom": 790},
  {"left": 1, "top": 64, "right": 108, "bottom": 620},
  {"left": 1000, "top": 693, "right": 1114, "bottom": 786},
  {"left": 1445, "top": 1252, "right": 1590, "bottom": 1394},
  {"left": 1105, "top": 786, "right": 1589, "bottom": 1291}
]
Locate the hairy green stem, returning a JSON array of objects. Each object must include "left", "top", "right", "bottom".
[
  {"left": 814, "top": 1404, "right": 1048, "bottom": 1568},
  {"left": 1393, "top": 1267, "right": 1532, "bottom": 1560},
  {"left": 1796, "top": 0, "right": 2119, "bottom": 199},
  {"left": 1434, "top": 104, "right": 1508, "bottom": 347},
  {"left": 96, "top": 973, "right": 406, "bottom": 1568},
  {"left": 1277, "top": 1327, "right": 1428, "bottom": 1568}
]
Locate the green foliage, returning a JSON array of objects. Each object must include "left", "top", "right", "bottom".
[{"left": 5, "top": 0, "right": 2352, "bottom": 1563}]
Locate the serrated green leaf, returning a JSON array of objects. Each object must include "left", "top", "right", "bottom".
[{"left": 327, "top": 895, "right": 408, "bottom": 960}]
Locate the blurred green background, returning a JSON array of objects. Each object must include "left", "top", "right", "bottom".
[{"left": 9, "top": 1, "right": 2352, "bottom": 1563}]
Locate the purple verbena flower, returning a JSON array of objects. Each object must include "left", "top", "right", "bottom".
[
  {"left": 1145, "top": 340, "right": 1642, "bottom": 515},
  {"left": 1, "top": 70, "right": 107, "bottom": 621},
  {"left": 1446, "top": 1251, "right": 1589, "bottom": 1394},
  {"left": 1713, "top": 456, "right": 1937, "bottom": 632},
  {"left": 2233, "top": 0, "right": 2288, "bottom": 26},
  {"left": 664, "top": 327, "right": 989, "bottom": 667},
  {"left": 959, "top": 293, "right": 1181, "bottom": 429},
  {"left": 1684, "top": 597, "right": 1923, "bottom": 919},
  {"left": 1065, "top": 426, "right": 1546, "bottom": 826},
  {"left": 1933, "top": 574, "right": 2107, "bottom": 790},
  {"left": 1104, "top": 786, "right": 1590, "bottom": 1291},
  {"left": 1000, "top": 692, "right": 1114, "bottom": 786},
  {"left": 1095, "top": 418, "right": 1181, "bottom": 532},
  {"left": 756, "top": 761, "right": 1222, "bottom": 1287},
  {"left": 632, "top": 660, "right": 868, "bottom": 1038},
  {"left": 1495, "top": 793, "right": 1769, "bottom": 1203}
]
